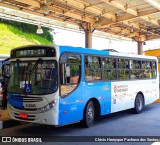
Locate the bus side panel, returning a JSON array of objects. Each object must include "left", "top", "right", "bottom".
[
  {"left": 111, "top": 81, "right": 141, "bottom": 113},
  {"left": 141, "top": 79, "right": 159, "bottom": 105},
  {"left": 58, "top": 83, "right": 84, "bottom": 125},
  {"left": 141, "top": 80, "right": 152, "bottom": 105},
  {"left": 58, "top": 46, "right": 85, "bottom": 126},
  {"left": 83, "top": 82, "right": 112, "bottom": 115}
]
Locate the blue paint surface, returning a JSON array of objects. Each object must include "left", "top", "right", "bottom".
[
  {"left": 58, "top": 45, "right": 109, "bottom": 56},
  {"left": 58, "top": 46, "right": 112, "bottom": 125},
  {"left": 8, "top": 94, "right": 23, "bottom": 109},
  {"left": 59, "top": 83, "right": 84, "bottom": 125},
  {"left": 83, "top": 81, "right": 111, "bottom": 115}
]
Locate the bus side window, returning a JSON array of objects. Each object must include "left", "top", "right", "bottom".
[
  {"left": 142, "top": 61, "right": 152, "bottom": 78},
  {"left": 130, "top": 60, "right": 142, "bottom": 79},
  {"left": 117, "top": 58, "right": 129, "bottom": 80},
  {"left": 102, "top": 57, "right": 117, "bottom": 81},
  {"left": 60, "top": 53, "right": 81, "bottom": 97},
  {"left": 85, "top": 55, "right": 101, "bottom": 81},
  {"left": 151, "top": 61, "right": 157, "bottom": 78}
]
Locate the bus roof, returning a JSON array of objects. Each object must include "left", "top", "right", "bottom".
[
  {"left": 58, "top": 45, "right": 157, "bottom": 60},
  {"left": 10, "top": 45, "right": 158, "bottom": 60}
]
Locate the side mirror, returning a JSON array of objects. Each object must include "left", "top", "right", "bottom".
[{"left": 2, "top": 58, "right": 10, "bottom": 78}]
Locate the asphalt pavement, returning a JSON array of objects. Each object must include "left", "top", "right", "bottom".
[
  {"left": 0, "top": 103, "right": 160, "bottom": 145},
  {"left": 0, "top": 90, "right": 160, "bottom": 145}
]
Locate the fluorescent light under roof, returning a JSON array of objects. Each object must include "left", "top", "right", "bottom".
[{"left": 145, "top": 0, "right": 160, "bottom": 9}]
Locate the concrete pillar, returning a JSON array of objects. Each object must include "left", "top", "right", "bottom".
[
  {"left": 138, "top": 41, "right": 143, "bottom": 55},
  {"left": 80, "top": 23, "right": 93, "bottom": 48},
  {"left": 85, "top": 23, "right": 92, "bottom": 48}
]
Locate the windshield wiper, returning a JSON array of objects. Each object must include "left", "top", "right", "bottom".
[
  {"left": 27, "top": 58, "right": 42, "bottom": 76},
  {"left": 16, "top": 59, "right": 20, "bottom": 73},
  {"left": 25, "top": 58, "right": 43, "bottom": 85}
]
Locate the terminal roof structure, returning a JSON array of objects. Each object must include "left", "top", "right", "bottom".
[{"left": 1, "top": 0, "right": 160, "bottom": 41}]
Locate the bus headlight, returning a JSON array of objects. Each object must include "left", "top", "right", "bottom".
[{"left": 37, "top": 100, "right": 56, "bottom": 113}]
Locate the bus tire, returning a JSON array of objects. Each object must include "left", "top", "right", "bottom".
[
  {"left": 82, "top": 101, "right": 95, "bottom": 128},
  {"left": 134, "top": 94, "right": 144, "bottom": 114}
]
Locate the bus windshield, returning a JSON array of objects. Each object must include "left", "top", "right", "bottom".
[{"left": 8, "top": 60, "right": 58, "bottom": 95}]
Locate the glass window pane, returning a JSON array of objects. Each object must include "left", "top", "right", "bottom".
[
  {"left": 142, "top": 61, "right": 151, "bottom": 69},
  {"left": 143, "top": 70, "right": 152, "bottom": 78},
  {"left": 85, "top": 56, "right": 101, "bottom": 68},
  {"left": 103, "top": 57, "right": 116, "bottom": 69},
  {"left": 70, "top": 65, "right": 80, "bottom": 84},
  {"left": 85, "top": 69, "right": 93, "bottom": 81},
  {"left": 103, "top": 70, "right": 117, "bottom": 80},
  {"left": 60, "top": 53, "right": 67, "bottom": 64},
  {"left": 130, "top": 60, "right": 141, "bottom": 69},
  {"left": 67, "top": 54, "right": 81, "bottom": 64},
  {"left": 151, "top": 61, "right": 156, "bottom": 69},
  {"left": 61, "top": 85, "right": 77, "bottom": 97},
  {"left": 131, "top": 70, "right": 143, "bottom": 79},
  {"left": 8, "top": 60, "right": 58, "bottom": 95},
  {"left": 85, "top": 69, "right": 101, "bottom": 81},
  {"left": 118, "top": 70, "right": 130, "bottom": 80},
  {"left": 118, "top": 59, "right": 129, "bottom": 69},
  {"left": 60, "top": 54, "right": 81, "bottom": 64},
  {"left": 152, "top": 70, "right": 157, "bottom": 78},
  {"left": 60, "top": 53, "right": 81, "bottom": 97}
]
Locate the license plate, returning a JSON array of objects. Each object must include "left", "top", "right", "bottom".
[{"left": 19, "top": 112, "right": 28, "bottom": 119}]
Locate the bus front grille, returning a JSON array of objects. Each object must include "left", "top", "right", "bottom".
[
  {"left": 10, "top": 95, "right": 43, "bottom": 102},
  {"left": 13, "top": 106, "right": 37, "bottom": 111}
]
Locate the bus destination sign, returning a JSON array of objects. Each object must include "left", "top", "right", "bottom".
[
  {"left": 11, "top": 46, "right": 56, "bottom": 58},
  {"left": 16, "top": 49, "right": 46, "bottom": 57}
]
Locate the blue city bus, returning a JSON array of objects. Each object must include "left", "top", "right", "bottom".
[{"left": 5, "top": 45, "right": 159, "bottom": 127}]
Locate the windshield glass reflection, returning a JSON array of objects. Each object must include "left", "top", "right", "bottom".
[{"left": 8, "top": 60, "right": 58, "bottom": 95}]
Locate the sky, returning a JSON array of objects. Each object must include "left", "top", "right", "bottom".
[{"left": 52, "top": 28, "right": 160, "bottom": 54}]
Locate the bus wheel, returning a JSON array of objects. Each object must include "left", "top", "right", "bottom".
[
  {"left": 83, "top": 101, "right": 95, "bottom": 127},
  {"left": 134, "top": 94, "right": 144, "bottom": 114}
]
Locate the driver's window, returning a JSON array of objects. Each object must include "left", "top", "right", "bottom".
[
  {"left": 2, "top": 61, "right": 10, "bottom": 79},
  {"left": 60, "top": 53, "right": 81, "bottom": 97}
]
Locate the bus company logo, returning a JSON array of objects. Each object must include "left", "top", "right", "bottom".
[
  {"left": 115, "top": 85, "right": 128, "bottom": 93},
  {"left": 2, "top": 137, "right": 11, "bottom": 142},
  {"left": 114, "top": 85, "right": 117, "bottom": 93}
]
